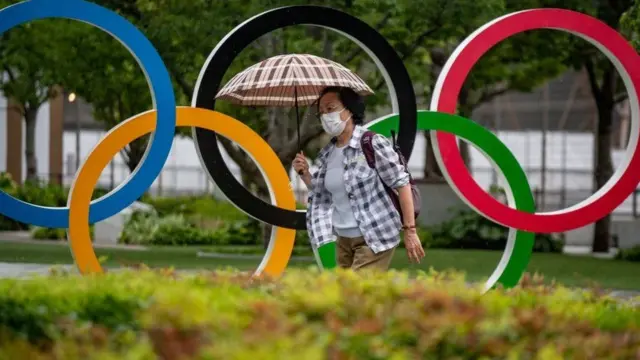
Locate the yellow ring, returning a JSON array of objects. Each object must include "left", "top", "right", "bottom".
[{"left": 67, "top": 106, "right": 296, "bottom": 277}]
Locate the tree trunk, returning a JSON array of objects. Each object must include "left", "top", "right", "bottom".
[
  {"left": 423, "top": 132, "right": 444, "bottom": 180},
  {"left": 592, "top": 102, "right": 615, "bottom": 253},
  {"left": 459, "top": 140, "right": 472, "bottom": 170},
  {"left": 590, "top": 64, "right": 616, "bottom": 254},
  {"left": 124, "top": 137, "right": 149, "bottom": 173},
  {"left": 24, "top": 106, "right": 39, "bottom": 182},
  {"left": 255, "top": 185, "right": 272, "bottom": 250}
]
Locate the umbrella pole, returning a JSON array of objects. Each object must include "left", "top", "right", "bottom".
[
  {"left": 294, "top": 86, "right": 301, "bottom": 151},
  {"left": 295, "top": 86, "right": 303, "bottom": 175}
]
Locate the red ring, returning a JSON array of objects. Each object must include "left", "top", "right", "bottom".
[{"left": 431, "top": 9, "right": 640, "bottom": 233}]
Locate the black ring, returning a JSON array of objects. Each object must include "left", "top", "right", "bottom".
[{"left": 193, "top": 5, "right": 417, "bottom": 230}]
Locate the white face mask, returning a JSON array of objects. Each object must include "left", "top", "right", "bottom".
[{"left": 320, "top": 108, "right": 351, "bottom": 136}]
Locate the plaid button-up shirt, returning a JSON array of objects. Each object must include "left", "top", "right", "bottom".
[{"left": 306, "top": 125, "right": 410, "bottom": 253}]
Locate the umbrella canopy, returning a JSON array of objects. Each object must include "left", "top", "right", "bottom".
[{"left": 215, "top": 53, "right": 374, "bottom": 107}]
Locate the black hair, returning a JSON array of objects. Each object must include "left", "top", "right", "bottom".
[{"left": 317, "top": 86, "right": 366, "bottom": 125}]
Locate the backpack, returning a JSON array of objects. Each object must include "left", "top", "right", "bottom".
[{"left": 360, "top": 130, "right": 422, "bottom": 224}]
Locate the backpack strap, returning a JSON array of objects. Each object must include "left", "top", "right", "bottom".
[
  {"left": 361, "top": 130, "right": 406, "bottom": 171},
  {"left": 360, "top": 131, "right": 377, "bottom": 169},
  {"left": 390, "top": 130, "right": 409, "bottom": 173}
]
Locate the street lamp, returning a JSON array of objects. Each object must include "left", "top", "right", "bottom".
[{"left": 68, "top": 92, "right": 80, "bottom": 172}]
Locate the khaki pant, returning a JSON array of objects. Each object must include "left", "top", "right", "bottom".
[{"left": 336, "top": 236, "right": 395, "bottom": 271}]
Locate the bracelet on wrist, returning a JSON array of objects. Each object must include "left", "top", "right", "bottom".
[{"left": 401, "top": 224, "right": 416, "bottom": 230}]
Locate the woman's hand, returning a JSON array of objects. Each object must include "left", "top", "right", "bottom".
[
  {"left": 403, "top": 229, "right": 425, "bottom": 263},
  {"left": 292, "top": 152, "right": 312, "bottom": 188}
]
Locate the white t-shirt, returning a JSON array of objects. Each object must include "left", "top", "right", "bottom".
[{"left": 324, "top": 144, "right": 362, "bottom": 238}]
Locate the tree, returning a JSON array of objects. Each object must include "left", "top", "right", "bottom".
[
  {"left": 621, "top": 0, "right": 640, "bottom": 45},
  {"left": 0, "top": 15, "right": 66, "bottom": 181},
  {"left": 84, "top": 0, "right": 530, "bottom": 191},
  {"left": 561, "top": 0, "right": 633, "bottom": 253},
  {"left": 92, "top": 0, "right": 509, "bottom": 248},
  {"left": 56, "top": 21, "right": 156, "bottom": 173},
  {"left": 421, "top": 0, "right": 582, "bottom": 180}
]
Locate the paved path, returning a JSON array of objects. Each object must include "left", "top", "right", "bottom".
[
  {"left": 0, "top": 262, "right": 75, "bottom": 278},
  {"left": 0, "top": 231, "right": 148, "bottom": 250}
]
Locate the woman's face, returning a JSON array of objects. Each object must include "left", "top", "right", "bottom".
[{"left": 318, "top": 92, "right": 351, "bottom": 122}]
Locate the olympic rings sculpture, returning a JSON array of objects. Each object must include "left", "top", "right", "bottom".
[{"left": 1, "top": 0, "right": 638, "bottom": 292}]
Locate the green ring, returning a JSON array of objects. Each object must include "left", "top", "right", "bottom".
[{"left": 314, "top": 111, "right": 535, "bottom": 291}]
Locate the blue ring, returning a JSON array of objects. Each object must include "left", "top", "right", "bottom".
[{"left": 0, "top": 0, "right": 176, "bottom": 227}]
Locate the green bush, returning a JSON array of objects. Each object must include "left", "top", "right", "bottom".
[
  {"left": 142, "top": 195, "right": 246, "bottom": 222},
  {"left": 0, "top": 173, "right": 30, "bottom": 231},
  {"left": 0, "top": 269, "right": 638, "bottom": 359},
  {"left": 616, "top": 245, "right": 640, "bottom": 262},
  {"left": 119, "top": 212, "right": 262, "bottom": 245},
  {"left": 0, "top": 173, "right": 110, "bottom": 232},
  {"left": 424, "top": 209, "right": 564, "bottom": 253},
  {"left": 210, "top": 218, "right": 263, "bottom": 246},
  {"left": 31, "top": 227, "right": 66, "bottom": 240},
  {"left": 119, "top": 211, "right": 220, "bottom": 246},
  {"left": 31, "top": 226, "right": 95, "bottom": 241},
  {"left": 120, "top": 208, "right": 271, "bottom": 247}
]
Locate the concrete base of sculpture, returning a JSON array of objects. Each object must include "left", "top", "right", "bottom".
[
  {"left": 415, "top": 180, "right": 470, "bottom": 227},
  {"left": 93, "top": 201, "right": 155, "bottom": 245},
  {"left": 611, "top": 215, "right": 640, "bottom": 249},
  {"left": 563, "top": 245, "right": 619, "bottom": 259},
  {"left": 563, "top": 223, "right": 594, "bottom": 248},
  {"left": 563, "top": 215, "right": 640, "bottom": 253}
]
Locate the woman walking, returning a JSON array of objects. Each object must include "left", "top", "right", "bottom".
[{"left": 293, "top": 86, "right": 425, "bottom": 271}]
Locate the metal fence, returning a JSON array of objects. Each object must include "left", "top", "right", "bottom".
[
  {"left": 25, "top": 159, "right": 639, "bottom": 218},
  {"left": 473, "top": 166, "right": 640, "bottom": 216}
]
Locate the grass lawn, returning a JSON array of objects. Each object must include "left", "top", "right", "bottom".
[{"left": 0, "top": 240, "right": 639, "bottom": 290}]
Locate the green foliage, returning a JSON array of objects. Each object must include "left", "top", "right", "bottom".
[
  {"left": 621, "top": 1, "right": 640, "bottom": 49},
  {"left": 209, "top": 218, "right": 263, "bottom": 246},
  {"left": 0, "top": 176, "right": 68, "bottom": 231},
  {"left": 120, "top": 195, "right": 311, "bottom": 247},
  {"left": 425, "top": 209, "right": 564, "bottom": 253},
  {"left": 0, "top": 4, "right": 68, "bottom": 105},
  {"left": 118, "top": 202, "right": 312, "bottom": 248},
  {"left": 0, "top": 172, "right": 109, "bottom": 232},
  {"left": 31, "top": 226, "right": 95, "bottom": 241},
  {"left": 119, "top": 209, "right": 264, "bottom": 246},
  {"left": 141, "top": 195, "right": 246, "bottom": 223},
  {"left": 119, "top": 211, "right": 216, "bottom": 246},
  {"left": 31, "top": 227, "right": 66, "bottom": 241},
  {"left": 0, "top": 269, "right": 638, "bottom": 359},
  {"left": 0, "top": 172, "right": 14, "bottom": 189},
  {"left": 616, "top": 245, "right": 640, "bottom": 262},
  {"left": 0, "top": 173, "right": 28, "bottom": 231},
  {"left": 58, "top": 0, "right": 579, "bottom": 195}
]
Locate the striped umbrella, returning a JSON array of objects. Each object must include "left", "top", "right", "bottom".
[
  {"left": 216, "top": 53, "right": 373, "bottom": 106},
  {"left": 215, "top": 54, "right": 373, "bottom": 164}
]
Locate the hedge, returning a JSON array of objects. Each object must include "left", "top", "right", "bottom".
[
  {"left": 0, "top": 172, "right": 109, "bottom": 232},
  {"left": 140, "top": 195, "right": 247, "bottom": 224},
  {"left": 425, "top": 209, "right": 564, "bottom": 253},
  {"left": 118, "top": 211, "right": 269, "bottom": 246},
  {"left": 0, "top": 269, "right": 638, "bottom": 359},
  {"left": 31, "top": 226, "right": 95, "bottom": 241},
  {"left": 617, "top": 245, "right": 640, "bottom": 262}
]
